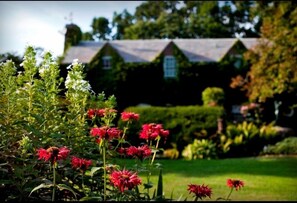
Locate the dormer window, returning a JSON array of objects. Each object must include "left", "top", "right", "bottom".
[
  {"left": 102, "top": 56, "right": 112, "bottom": 70},
  {"left": 163, "top": 56, "right": 177, "bottom": 78}
]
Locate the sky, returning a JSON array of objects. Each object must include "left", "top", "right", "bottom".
[{"left": 0, "top": 1, "right": 144, "bottom": 58}]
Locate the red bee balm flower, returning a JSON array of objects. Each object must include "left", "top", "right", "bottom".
[
  {"left": 227, "top": 179, "right": 244, "bottom": 191},
  {"left": 121, "top": 112, "right": 140, "bottom": 122},
  {"left": 188, "top": 184, "right": 212, "bottom": 200},
  {"left": 37, "top": 146, "right": 70, "bottom": 165},
  {"left": 87, "top": 109, "right": 97, "bottom": 119},
  {"left": 71, "top": 156, "right": 92, "bottom": 172},
  {"left": 126, "top": 145, "right": 151, "bottom": 160},
  {"left": 109, "top": 169, "right": 142, "bottom": 192},
  {"left": 139, "top": 123, "right": 169, "bottom": 140},
  {"left": 90, "top": 126, "right": 122, "bottom": 140}
]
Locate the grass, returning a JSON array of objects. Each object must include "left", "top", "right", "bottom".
[{"left": 112, "top": 155, "right": 297, "bottom": 201}]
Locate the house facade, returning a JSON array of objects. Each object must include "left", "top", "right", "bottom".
[{"left": 60, "top": 34, "right": 259, "bottom": 111}]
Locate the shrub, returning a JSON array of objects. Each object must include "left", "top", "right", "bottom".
[
  {"left": 262, "top": 137, "right": 297, "bottom": 155},
  {"left": 182, "top": 139, "right": 218, "bottom": 160},
  {"left": 202, "top": 87, "right": 225, "bottom": 106},
  {"left": 118, "top": 105, "right": 224, "bottom": 157}
]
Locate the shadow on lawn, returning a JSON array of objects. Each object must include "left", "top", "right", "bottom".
[{"left": 114, "top": 155, "right": 297, "bottom": 178}]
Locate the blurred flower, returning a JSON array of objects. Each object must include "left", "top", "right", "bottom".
[
  {"left": 71, "top": 156, "right": 92, "bottom": 172},
  {"left": 188, "top": 183, "right": 212, "bottom": 200},
  {"left": 121, "top": 112, "right": 140, "bottom": 122},
  {"left": 37, "top": 146, "right": 70, "bottom": 165},
  {"left": 227, "top": 179, "right": 244, "bottom": 191},
  {"left": 109, "top": 169, "right": 142, "bottom": 193},
  {"left": 139, "top": 123, "right": 169, "bottom": 141},
  {"left": 126, "top": 145, "right": 151, "bottom": 161}
]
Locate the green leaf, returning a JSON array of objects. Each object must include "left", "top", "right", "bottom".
[
  {"left": 57, "top": 184, "right": 77, "bottom": 199},
  {"left": 79, "top": 196, "right": 103, "bottom": 201},
  {"left": 156, "top": 169, "right": 163, "bottom": 198},
  {"left": 29, "top": 183, "right": 53, "bottom": 196},
  {"left": 90, "top": 166, "right": 103, "bottom": 177},
  {"left": 143, "top": 182, "right": 153, "bottom": 189}
]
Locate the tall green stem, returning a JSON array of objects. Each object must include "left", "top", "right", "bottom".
[
  {"left": 103, "top": 140, "right": 107, "bottom": 201},
  {"left": 52, "top": 165, "right": 56, "bottom": 202},
  {"left": 151, "top": 139, "right": 160, "bottom": 165},
  {"left": 226, "top": 188, "right": 233, "bottom": 200}
]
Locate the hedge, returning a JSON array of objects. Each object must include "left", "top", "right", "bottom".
[{"left": 118, "top": 105, "right": 225, "bottom": 155}]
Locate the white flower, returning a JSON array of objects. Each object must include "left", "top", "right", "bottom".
[{"left": 72, "top": 59, "right": 79, "bottom": 65}]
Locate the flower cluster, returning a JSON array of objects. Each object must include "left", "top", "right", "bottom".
[
  {"left": 240, "top": 102, "right": 260, "bottom": 117},
  {"left": 71, "top": 156, "right": 92, "bottom": 172},
  {"left": 227, "top": 179, "right": 245, "bottom": 191},
  {"left": 37, "top": 146, "right": 70, "bottom": 165},
  {"left": 109, "top": 169, "right": 142, "bottom": 193},
  {"left": 139, "top": 123, "right": 169, "bottom": 141},
  {"left": 125, "top": 145, "right": 152, "bottom": 161},
  {"left": 87, "top": 108, "right": 118, "bottom": 119},
  {"left": 121, "top": 112, "right": 140, "bottom": 122},
  {"left": 187, "top": 184, "right": 212, "bottom": 200},
  {"left": 90, "top": 126, "right": 122, "bottom": 143}
]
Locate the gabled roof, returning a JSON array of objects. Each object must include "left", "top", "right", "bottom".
[
  {"left": 61, "top": 38, "right": 260, "bottom": 65},
  {"left": 62, "top": 41, "right": 105, "bottom": 64},
  {"left": 109, "top": 39, "right": 171, "bottom": 63},
  {"left": 239, "top": 38, "right": 259, "bottom": 50},
  {"left": 173, "top": 38, "right": 238, "bottom": 62}
]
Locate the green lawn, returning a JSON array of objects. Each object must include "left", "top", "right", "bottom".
[{"left": 112, "top": 155, "right": 297, "bottom": 201}]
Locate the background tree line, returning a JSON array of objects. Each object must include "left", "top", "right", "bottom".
[{"left": 82, "top": 0, "right": 263, "bottom": 41}]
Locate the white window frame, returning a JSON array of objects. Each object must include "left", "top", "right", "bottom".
[
  {"left": 102, "top": 56, "right": 112, "bottom": 70},
  {"left": 163, "top": 56, "right": 177, "bottom": 78}
]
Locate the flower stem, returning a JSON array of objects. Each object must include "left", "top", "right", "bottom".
[
  {"left": 151, "top": 138, "right": 160, "bottom": 165},
  {"left": 52, "top": 165, "right": 56, "bottom": 202},
  {"left": 226, "top": 188, "right": 233, "bottom": 201},
  {"left": 103, "top": 140, "right": 107, "bottom": 201}
]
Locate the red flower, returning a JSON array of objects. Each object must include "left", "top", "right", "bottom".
[
  {"left": 139, "top": 123, "right": 169, "bottom": 141},
  {"left": 117, "top": 147, "right": 126, "bottom": 155},
  {"left": 87, "top": 109, "right": 97, "bottom": 119},
  {"left": 121, "top": 112, "right": 140, "bottom": 122},
  {"left": 126, "top": 145, "right": 151, "bottom": 160},
  {"left": 227, "top": 179, "right": 244, "bottom": 191},
  {"left": 97, "top": 108, "right": 117, "bottom": 117},
  {"left": 71, "top": 156, "right": 92, "bottom": 172},
  {"left": 91, "top": 126, "right": 122, "bottom": 141},
  {"left": 107, "top": 127, "right": 122, "bottom": 139},
  {"left": 188, "top": 184, "right": 212, "bottom": 200},
  {"left": 90, "top": 126, "right": 107, "bottom": 138},
  {"left": 37, "top": 146, "right": 70, "bottom": 165},
  {"left": 109, "top": 169, "right": 141, "bottom": 192}
]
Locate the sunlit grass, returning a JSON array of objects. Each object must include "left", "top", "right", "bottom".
[{"left": 113, "top": 156, "right": 297, "bottom": 201}]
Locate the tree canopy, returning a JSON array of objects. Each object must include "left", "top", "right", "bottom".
[
  {"left": 81, "top": 1, "right": 262, "bottom": 40},
  {"left": 231, "top": 1, "right": 297, "bottom": 104}
]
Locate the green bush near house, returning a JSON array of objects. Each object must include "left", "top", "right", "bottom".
[
  {"left": 262, "top": 137, "right": 297, "bottom": 155},
  {"left": 118, "top": 105, "right": 225, "bottom": 156},
  {"left": 202, "top": 87, "right": 225, "bottom": 106}
]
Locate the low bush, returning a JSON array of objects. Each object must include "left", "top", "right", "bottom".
[
  {"left": 118, "top": 105, "right": 225, "bottom": 157},
  {"left": 261, "top": 137, "right": 297, "bottom": 155}
]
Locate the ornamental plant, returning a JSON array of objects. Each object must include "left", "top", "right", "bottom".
[{"left": 0, "top": 48, "right": 246, "bottom": 201}]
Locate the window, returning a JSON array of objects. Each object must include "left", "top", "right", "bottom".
[
  {"left": 163, "top": 56, "right": 177, "bottom": 78},
  {"left": 102, "top": 56, "right": 112, "bottom": 70}
]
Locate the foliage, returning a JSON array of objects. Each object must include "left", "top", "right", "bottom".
[
  {"left": 119, "top": 105, "right": 225, "bottom": 157},
  {"left": 91, "top": 17, "right": 111, "bottom": 40},
  {"left": 231, "top": 1, "right": 297, "bottom": 103},
  {"left": 262, "top": 137, "right": 297, "bottom": 155},
  {"left": 182, "top": 139, "right": 218, "bottom": 160},
  {"left": 202, "top": 87, "right": 225, "bottom": 106},
  {"left": 220, "top": 121, "right": 283, "bottom": 158}
]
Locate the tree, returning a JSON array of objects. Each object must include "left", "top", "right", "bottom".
[
  {"left": 111, "top": 9, "right": 134, "bottom": 40},
  {"left": 91, "top": 17, "right": 111, "bottom": 40},
  {"left": 235, "top": 2, "right": 297, "bottom": 103}
]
